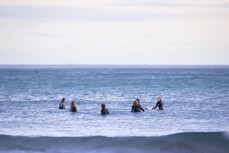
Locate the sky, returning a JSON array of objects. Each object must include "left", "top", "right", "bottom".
[{"left": 0, "top": 0, "right": 229, "bottom": 65}]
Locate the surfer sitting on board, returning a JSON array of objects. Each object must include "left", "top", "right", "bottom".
[
  {"left": 152, "top": 97, "right": 163, "bottom": 110},
  {"left": 131, "top": 99, "right": 145, "bottom": 112},
  {"left": 59, "top": 98, "right": 66, "bottom": 109},
  {"left": 69, "top": 101, "right": 77, "bottom": 112},
  {"left": 101, "top": 103, "right": 109, "bottom": 115}
]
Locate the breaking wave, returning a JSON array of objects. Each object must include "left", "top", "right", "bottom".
[{"left": 0, "top": 132, "right": 228, "bottom": 153}]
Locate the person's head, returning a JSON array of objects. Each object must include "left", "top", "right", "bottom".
[
  {"left": 136, "top": 98, "right": 140, "bottom": 104},
  {"left": 157, "top": 97, "right": 161, "bottom": 102},
  {"left": 101, "top": 103, "right": 106, "bottom": 109},
  {"left": 61, "top": 98, "right": 66, "bottom": 102},
  {"left": 71, "top": 101, "right": 76, "bottom": 107},
  {"left": 133, "top": 100, "right": 138, "bottom": 107}
]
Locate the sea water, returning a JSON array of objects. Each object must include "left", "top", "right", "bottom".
[{"left": 0, "top": 65, "right": 228, "bottom": 153}]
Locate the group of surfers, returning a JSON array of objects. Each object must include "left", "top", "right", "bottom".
[{"left": 59, "top": 97, "right": 163, "bottom": 115}]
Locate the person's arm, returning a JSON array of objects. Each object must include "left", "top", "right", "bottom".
[
  {"left": 140, "top": 105, "right": 145, "bottom": 112},
  {"left": 131, "top": 106, "right": 134, "bottom": 112},
  {"left": 152, "top": 102, "right": 158, "bottom": 109},
  {"left": 106, "top": 109, "right": 109, "bottom": 114}
]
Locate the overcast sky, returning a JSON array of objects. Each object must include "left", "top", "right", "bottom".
[{"left": 0, "top": 0, "right": 229, "bottom": 65}]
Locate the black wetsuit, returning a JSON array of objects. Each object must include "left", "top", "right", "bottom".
[
  {"left": 70, "top": 106, "right": 77, "bottom": 112},
  {"left": 59, "top": 102, "right": 65, "bottom": 109},
  {"left": 101, "top": 108, "right": 109, "bottom": 115},
  {"left": 131, "top": 105, "right": 145, "bottom": 112},
  {"left": 153, "top": 100, "right": 163, "bottom": 110}
]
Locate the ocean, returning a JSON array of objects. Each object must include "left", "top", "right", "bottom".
[{"left": 0, "top": 65, "right": 228, "bottom": 153}]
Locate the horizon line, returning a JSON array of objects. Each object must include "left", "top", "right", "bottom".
[{"left": 0, "top": 64, "right": 228, "bottom": 66}]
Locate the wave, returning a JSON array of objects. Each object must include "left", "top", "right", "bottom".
[{"left": 0, "top": 132, "right": 228, "bottom": 153}]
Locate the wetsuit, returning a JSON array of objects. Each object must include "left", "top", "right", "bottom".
[
  {"left": 101, "top": 108, "right": 109, "bottom": 115},
  {"left": 70, "top": 106, "right": 77, "bottom": 112},
  {"left": 59, "top": 102, "right": 65, "bottom": 109},
  {"left": 131, "top": 105, "right": 145, "bottom": 112},
  {"left": 153, "top": 100, "right": 163, "bottom": 110}
]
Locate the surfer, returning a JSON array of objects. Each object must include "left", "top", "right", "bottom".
[
  {"left": 131, "top": 99, "right": 145, "bottom": 112},
  {"left": 59, "top": 98, "right": 66, "bottom": 109},
  {"left": 152, "top": 97, "right": 163, "bottom": 110},
  {"left": 101, "top": 103, "right": 109, "bottom": 115},
  {"left": 69, "top": 101, "right": 77, "bottom": 112}
]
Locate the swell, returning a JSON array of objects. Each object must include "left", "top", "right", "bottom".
[{"left": 0, "top": 132, "right": 228, "bottom": 153}]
